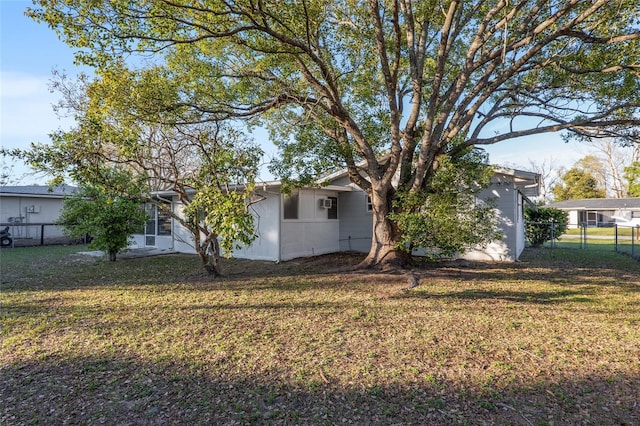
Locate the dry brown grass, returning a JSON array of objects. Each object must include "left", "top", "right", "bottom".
[{"left": 1, "top": 246, "right": 639, "bottom": 425}]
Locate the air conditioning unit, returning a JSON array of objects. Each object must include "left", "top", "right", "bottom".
[
  {"left": 319, "top": 198, "right": 332, "bottom": 209},
  {"left": 26, "top": 205, "right": 40, "bottom": 213}
]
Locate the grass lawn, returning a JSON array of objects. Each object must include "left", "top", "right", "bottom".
[
  {"left": 564, "top": 227, "right": 638, "bottom": 238},
  {"left": 1, "top": 245, "right": 639, "bottom": 425},
  {"left": 555, "top": 228, "right": 640, "bottom": 257}
]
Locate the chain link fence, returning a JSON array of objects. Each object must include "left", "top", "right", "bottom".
[
  {"left": 526, "top": 221, "right": 640, "bottom": 259},
  {"left": 0, "top": 223, "right": 88, "bottom": 248}
]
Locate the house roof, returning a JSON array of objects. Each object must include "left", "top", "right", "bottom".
[
  {"left": 318, "top": 163, "right": 541, "bottom": 196},
  {"left": 0, "top": 185, "right": 77, "bottom": 198},
  {"left": 547, "top": 198, "right": 640, "bottom": 210},
  {"left": 152, "top": 163, "right": 540, "bottom": 197},
  {"left": 492, "top": 167, "right": 540, "bottom": 197}
]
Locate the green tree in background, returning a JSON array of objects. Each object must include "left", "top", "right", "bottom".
[
  {"left": 624, "top": 162, "right": 640, "bottom": 197},
  {"left": 57, "top": 169, "right": 147, "bottom": 261},
  {"left": 552, "top": 168, "right": 606, "bottom": 201},
  {"left": 25, "top": 1, "right": 640, "bottom": 269}
]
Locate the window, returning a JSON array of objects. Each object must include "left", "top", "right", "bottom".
[
  {"left": 158, "top": 202, "right": 171, "bottom": 235},
  {"left": 142, "top": 201, "right": 172, "bottom": 237},
  {"left": 366, "top": 195, "right": 373, "bottom": 212},
  {"left": 145, "top": 204, "right": 157, "bottom": 247},
  {"left": 328, "top": 196, "right": 338, "bottom": 219},
  {"left": 145, "top": 204, "right": 156, "bottom": 235},
  {"left": 283, "top": 189, "right": 299, "bottom": 219}
]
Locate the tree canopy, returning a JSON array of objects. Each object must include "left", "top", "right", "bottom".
[
  {"left": 27, "top": 0, "right": 640, "bottom": 268},
  {"left": 57, "top": 168, "right": 148, "bottom": 261},
  {"left": 14, "top": 68, "right": 263, "bottom": 276},
  {"left": 552, "top": 167, "right": 606, "bottom": 201},
  {"left": 624, "top": 162, "right": 640, "bottom": 197}
]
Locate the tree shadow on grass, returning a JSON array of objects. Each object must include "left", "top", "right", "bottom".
[
  {"left": 410, "top": 253, "right": 640, "bottom": 295},
  {"left": 2, "top": 354, "right": 638, "bottom": 425},
  {"left": 3, "top": 248, "right": 639, "bottom": 296},
  {"left": 396, "top": 287, "right": 597, "bottom": 305}
]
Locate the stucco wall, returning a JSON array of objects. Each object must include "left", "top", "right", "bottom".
[{"left": 136, "top": 176, "right": 528, "bottom": 263}]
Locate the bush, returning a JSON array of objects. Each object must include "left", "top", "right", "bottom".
[{"left": 524, "top": 207, "right": 569, "bottom": 247}]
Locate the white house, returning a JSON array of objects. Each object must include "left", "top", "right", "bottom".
[
  {"left": 546, "top": 198, "right": 640, "bottom": 228},
  {"left": 0, "top": 185, "right": 77, "bottom": 245},
  {"left": 133, "top": 166, "right": 540, "bottom": 262}
]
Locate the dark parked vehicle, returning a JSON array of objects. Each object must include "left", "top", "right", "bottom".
[{"left": 1, "top": 226, "right": 13, "bottom": 247}]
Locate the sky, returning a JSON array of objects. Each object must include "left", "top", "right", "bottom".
[{"left": 1, "top": 0, "right": 588, "bottom": 185}]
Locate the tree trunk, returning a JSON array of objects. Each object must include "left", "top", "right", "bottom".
[
  {"left": 108, "top": 249, "right": 117, "bottom": 261},
  {"left": 198, "top": 238, "right": 223, "bottom": 277},
  {"left": 357, "top": 190, "right": 411, "bottom": 270}
]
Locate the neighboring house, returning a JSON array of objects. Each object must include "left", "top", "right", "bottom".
[
  {"left": 0, "top": 185, "right": 77, "bottom": 244},
  {"left": 133, "top": 166, "right": 540, "bottom": 262},
  {"left": 546, "top": 198, "right": 640, "bottom": 228}
]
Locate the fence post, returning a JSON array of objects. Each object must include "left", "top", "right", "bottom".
[
  {"left": 614, "top": 224, "right": 618, "bottom": 253},
  {"left": 550, "top": 221, "right": 555, "bottom": 249},
  {"left": 41, "top": 224, "right": 45, "bottom": 246},
  {"left": 633, "top": 226, "right": 636, "bottom": 258}
]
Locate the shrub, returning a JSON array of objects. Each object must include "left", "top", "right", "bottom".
[{"left": 524, "top": 207, "right": 569, "bottom": 247}]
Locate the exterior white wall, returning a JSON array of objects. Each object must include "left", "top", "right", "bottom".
[
  {"left": 337, "top": 180, "right": 525, "bottom": 262},
  {"left": 0, "top": 196, "right": 67, "bottom": 239},
  {"left": 279, "top": 188, "right": 340, "bottom": 260},
  {"left": 155, "top": 188, "right": 340, "bottom": 262},
  {"left": 462, "top": 183, "right": 518, "bottom": 261},
  {"left": 130, "top": 235, "right": 174, "bottom": 250},
  {"left": 233, "top": 191, "right": 281, "bottom": 261},
  {"left": 280, "top": 220, "right": 340, "bottom": 260},
  {"left": 566, "top": 211, "right": 579, "bottom": 228},
  {"left": 338, "top": 190, "right": 373, "bottom": 253},
  {"left": 516, "top": 193, "right": 525, "bottom": 256},
  {"left": 171, "top": 199, "right": 197, "bottom": 254},
  {"left": 137, "top": 172, "right": 530, "bottom": 263}
]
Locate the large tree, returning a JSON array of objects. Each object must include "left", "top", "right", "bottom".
[
  {"left": 28, "top": 0, "right": 640, "bottom": 268},
  {"left": 14, "top": 69, "right": 263, "bottom": 276}
]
